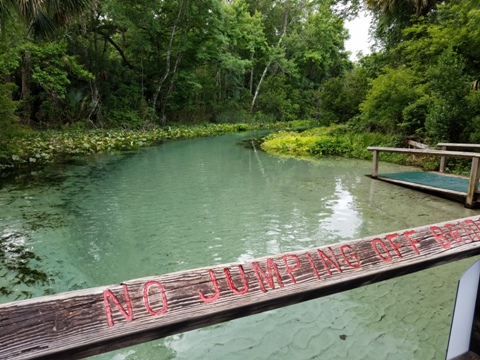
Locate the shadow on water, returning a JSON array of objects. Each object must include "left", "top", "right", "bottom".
[
  {"left": 0, "top": 162, "right": 76, "bottom": 301},
  {"left": 0, "top": 156, "right": 108, "bottom": 300},
  {"left": 0, "top": 149, "right": 142, "bottom": 189},
  {"left": 0, "top": 230, "right": 51, "bottom": 299},
  {"left": 0, "top": 149, "right": 152, "bottom": 302}
]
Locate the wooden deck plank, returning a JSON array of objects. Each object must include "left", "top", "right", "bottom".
[
  {"left": 378, "top": 172, "right": 473, "bottom": 194},
  {"left": 408, "top": 140, "right": 429, "bottom": 149},
  {"left": 375, "top": 171, "right": 480, "bottom": 205},
  {"left": 376, "top": 176, "right": 467, "bottom": 199}
]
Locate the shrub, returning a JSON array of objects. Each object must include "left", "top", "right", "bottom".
[
  {"left": 260, "top": 125, "right": 394, "bottom": 160},
  {"left": 318, "top": 67, "right": 369, "bottom": 124},
  {"left": 425, "top": 48, "right": 471, "bottom": 143},
  {"left": 0, "top": 83, "right": 21, "bottom": 154},
  {"left": 357, "top": 67, "right": 424, "bottom": 135}
]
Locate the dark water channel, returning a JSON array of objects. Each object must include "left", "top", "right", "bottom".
[{"left": 0, "top": 132, "right": 478, "bottom": 359}]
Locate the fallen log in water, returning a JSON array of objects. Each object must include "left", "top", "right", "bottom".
[{"left": 2, "top": 216, "right": 480, "bottom": 359}]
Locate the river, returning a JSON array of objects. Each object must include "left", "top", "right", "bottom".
[{"left": 0, "top": 132, "right": 478, "bottom": 359}]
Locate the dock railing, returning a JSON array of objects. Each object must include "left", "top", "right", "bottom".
[
  {"left": 367, "top": 147, "right": 480, "bottom": 207},
  {"left": 437, "top": 143, "right": 480, "bottom": 173},
  {"left": 2, "top": 216, "right": 480, "bottom": 359}
]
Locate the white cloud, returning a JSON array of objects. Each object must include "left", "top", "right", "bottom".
[{"left": 344, "top": 11, "right": 373, "bottom": 61}]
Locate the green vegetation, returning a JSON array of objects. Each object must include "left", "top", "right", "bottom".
[
  {"left": 323, "top": 0, "right": 480, "bottom": 145},
  {"left": 1, "top": 0, "right": 480, "bottom": 175},
  {"left": 0, "top": 0, "right": 349, "bottom": 131},
  {"left": 261, "top": 126, "right": 390, "bottom": 159},
  {"left": 261, "top": 125, "right": 441, "bottom": 170},
  {"left": 0, "top": 121, "right": 315, "bottom": 171}
]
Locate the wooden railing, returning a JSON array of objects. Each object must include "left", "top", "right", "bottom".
[
  {"left": 2, "top": 216, "right": 480, "bottom": 359},
  {"left": 367, "top": 147, "right": 480, "bottom": 207},
  {"left": 437, "top": 143, "right": 480, "bottom": 173}
]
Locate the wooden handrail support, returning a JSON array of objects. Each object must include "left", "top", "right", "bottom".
[
  {"left": 367, "top": 147, "right": 480, "bottom": 207},
  {"left": 3, "top": 216, "right": 480, "bottom": 359},
  {"left": 437, "top": 143, "right": 480, "bottom": 173}
]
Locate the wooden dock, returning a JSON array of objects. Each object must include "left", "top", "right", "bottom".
[
  {"left": 376, "top": 171, "right": 476, "bottom": 203},
  {"left": 2, "top": 216, "right": 480, "bottom": 359},
  {"left": 368, "top": 146, "right": 480, "bottom": 207}
]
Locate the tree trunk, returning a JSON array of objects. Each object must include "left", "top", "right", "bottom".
[
  {"left": 21, "top": 50, "right": 31, "bottom": 125},
  {"left": 250, "top": 60, "right": 271, "bottom": 113},
  {"left": 215, "top": 69, "right": 221, "bottom": 103},
  {"left": 151, "top": 0, "right": 183, "bottom": 117},
  {"left": 87, "top": 79, "right": 101, "bottom": 126},
  {"left": 249, "top": 51, "right": 255, "bottom": 95},
  {"left": 250, "top": 0, "right": 290, "bottom": 113},
  {"left": 160, "top": 53, "right": 182, "bottom": 124}
]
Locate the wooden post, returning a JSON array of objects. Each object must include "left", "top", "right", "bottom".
[
  {"left": 2, "top": 216, "right": 480, "bottom": 359},
  {"left": 466, "top": 157, "right": 480, "bottom": 208},
  {"left": 439, "top": 145, "right": 447, "bottom": 172},
  {"left": 372, "top": 149, "right": 379, "bottom": 178}
]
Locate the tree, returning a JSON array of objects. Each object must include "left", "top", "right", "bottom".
[
  {"left": 0, "top": 83, "right": 20, "bottom": 153},
  {"left": 425, "top": 48, "right": 471, "bottom": 143},
  {"left": 358, "top": 67, "right": 423, "bottom": 134},
  {"left": 250, "top": 0, "right": 291, "bottom": 113},
  {"left": 248, "top": 0, "right": 351, "bottom": 118},
  {"left": 365, "top": 0, "right": 439, "bottom": 49},
  {"left": 0, "top": 0, "right": 96, "bottom": 127},
  {"left": 0, "top": 0, "right": 358, "bottom": 129},
  {"left": 365, "top": 0, "right": 438, "bottom": 17},
  {"left": 0, "top": 0, "right": 95, "bottom": 37},
  {"left": 319, "top": 66, "right": 369, "bottom": 124}
]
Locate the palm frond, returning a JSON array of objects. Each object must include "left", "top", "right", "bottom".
[
  {"left": 0, "top": 0, "right": 18, "bottom": 20},
  {"left": 29, "top": 9, "right": 55, "bottom": 38}
]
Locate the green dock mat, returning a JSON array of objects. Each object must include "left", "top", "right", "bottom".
[{"left": 378, "top": 171, "right": 472, "bottom": 193}]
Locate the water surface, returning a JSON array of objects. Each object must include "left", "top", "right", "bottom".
[{"left": 0, "top": 132, "right": 478, "bottom": 359}]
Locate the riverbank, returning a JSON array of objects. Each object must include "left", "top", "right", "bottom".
[
  {"left": 3, "top": 122, "right": 471, "bottom": 180},
  {"left": 0, "top": 120, "right": 314, "bottom": 176},
  {"left": 260, "top": 125, "right": 470, "bottom": 175}
]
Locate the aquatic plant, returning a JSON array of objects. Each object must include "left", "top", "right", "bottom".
[{"left": 0, "top": 121, "right": 317, "bottom": 173}]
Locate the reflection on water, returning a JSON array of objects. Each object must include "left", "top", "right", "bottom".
[
  {"left": 0, "top": 132, "right": 479, "bottom": 359},
  {"left": 319, "top": 179, "right": 362, "bottom": 240}
]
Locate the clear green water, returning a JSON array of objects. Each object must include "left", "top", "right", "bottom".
[{"left": 0, "top": 132, "right": 478, "bottom": 359}]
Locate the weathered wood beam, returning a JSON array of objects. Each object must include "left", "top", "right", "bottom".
[
  {"left": 408, "top": 140, "right": 429, "bottom": 149},
  {"left": 3, "top": 216, "right": 480, "bottom": 359},
  {"left": 367, "top": 147, "right": 480, "bottom": 158},
  {"left": 437, "top": 143, "right": 480, "bottom": 149}
]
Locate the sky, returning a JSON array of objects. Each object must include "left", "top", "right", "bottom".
[{"left": 344, "top": 11, "right": 373, "bottom": 61}]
